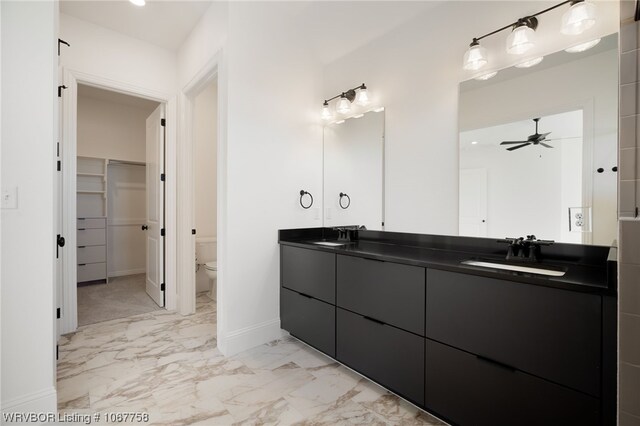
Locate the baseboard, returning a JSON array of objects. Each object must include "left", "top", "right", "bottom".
[
  {"left": 108, "top": 268, "right": 145, "bottom": 278},
  {"left": 220, "top": 318, "right": 283, "bottom": 357},
  {"left": 1, "top": 386, "right": 57, "bottom": 416}
]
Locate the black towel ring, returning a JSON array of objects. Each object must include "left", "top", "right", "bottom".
[
  {"left": 299, "top": 190, "right": 313, "bottom": 209},
  {"left": 339, "top": 192, "right": 351, "bottom": 209}
]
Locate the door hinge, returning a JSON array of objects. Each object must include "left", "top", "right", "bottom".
[
  {"left": 57, "top": 38, "right": 70, "bottom": 56},
  {"left": 636, "top": 207, "right": 639, "bottom": 218},
  {"left": 56, "top": 308, "right": 61, "bottom": 319},
  {"left": 160, "top": 118, "right": 166, "bottom": 127},
  {"left": 160, "top": 283, "right": 165, "bottom": 291},
  {"left": 161, "top": 228, "right": 165, "bottom": 237},
  {"left": 57, "top": 160, "right": 61, "bottom": 171},
  {"left": 160, "top": 173, "right": 165, "bottom": 182},
  {"left": 192, "top": 229, "right": 196, "bottom": 235},
  {"left": 58, "top": 85, "right": 67, "bottom": 98}
]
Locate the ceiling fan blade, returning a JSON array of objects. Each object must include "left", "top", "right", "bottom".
[
  {"left": 539, "top": 142, "right": 553, "bottom": 148},
  {"left": 500, "top": 141, "right": 529, "bottom": 145},
  {"left": 539, "top": 132, "right": 552, "bottom": 138},
  {"left": 506, "top": 143, "right": 531, "bottom": 151}
]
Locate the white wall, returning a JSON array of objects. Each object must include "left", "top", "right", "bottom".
[
  {"left": 77, "top": 94, "right": 152, "bottom": 162},
  {"left": 1, "top": 0, "right": 58, "bottom": 413},
  {"left": 321, "top": 1, "right": 618, "bottom": 236}
]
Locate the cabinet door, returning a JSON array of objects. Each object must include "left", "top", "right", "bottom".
[
  {"left": 337, "top": 255, "right": 425, "bottom": 335},
  {"left": 425, "top": 339, "right": 599, "bottom": 426},
  {"left": 426, "top": 269, "right": 601, "bottom": 396},
  {"left": 337, "top": 308, "right": 424, "bottom": 405},
  {"left": 281, "top": 288, "right": 335, "bottom": 357},
  {"left": 281, "top": 246, "right": 335, "bottom": 304}
]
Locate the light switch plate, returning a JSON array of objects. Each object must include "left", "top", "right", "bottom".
[{"left": 1, "top": 186, "right": 18, "bottom": 209}]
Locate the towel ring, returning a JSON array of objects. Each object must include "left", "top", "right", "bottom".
[
  {"left": 299, "top": 190, "right": 313, "bottom": 209},
  {"left": 339, "top": 192, "right": 351, "bottom": 209}
]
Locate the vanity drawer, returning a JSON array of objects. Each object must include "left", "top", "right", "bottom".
[
  {"left": 281, "top": 287, "right": 335, "bottom": 357},
  {"left": 425, "top": 339, "right": 599, "bottom": 426},
  {"left": 77, "top": 218, "right": 106, "bottom": 229},
  {"left": 281, "top": 246, "right": 335, "bottom": 304},
  {"left": 77, "top": 228, "right": 106, "bottom": 246},
  {"left": 426, "top": 269, "right": 601, "bottom": 396},
  {"left": 337, "top": 308, "right": 424, "bottom": 404},
  {"left": 77, "top": 262, "right": 106, "bottom": 282},
  {"left": 77, "top": 245, "right": 106, "bottom": 264},
  {"left": 337, "top": 255, "right": 425, "bottom": 335}
]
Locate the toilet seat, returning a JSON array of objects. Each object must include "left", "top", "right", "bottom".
[{"left": 205, "top": 261, "right": 217, "bottom": 271}]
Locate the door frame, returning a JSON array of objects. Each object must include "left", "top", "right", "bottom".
[
  {"left": 177, "top": 50, "right": 228, "bottom": 352},
  {"left": 60, "top": 68, "right": 177, "bottom": 334}
]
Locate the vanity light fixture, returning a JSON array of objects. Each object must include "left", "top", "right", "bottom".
[
  {"left": 474, "top": 71, "right": 498, "bottom": 81},
  {"left": 564, "top": 38, "right": 601, "bottom": 52},
  {"left": 463, "top": 0, "right": 597, "bottom": 72},
  {"left": 515, "top": 56, "right": 544, "bottom": 68},
  {"left": 321, "top": 83, "right": 369, "bottom": 119},
  {"left": 129, "top": 0, "right": 146, "bottom": 6}
]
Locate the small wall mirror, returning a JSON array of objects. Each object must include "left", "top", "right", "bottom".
[
  {"left": 459, "top": 33, "right": 618, "bottom": 245},
  {"left": 323, "top": 110, "right": 385, "bottom": 230}
]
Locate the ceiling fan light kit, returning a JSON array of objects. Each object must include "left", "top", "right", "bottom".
[{"left": 463, "top": 0, "right": 598, "bottom": 76}]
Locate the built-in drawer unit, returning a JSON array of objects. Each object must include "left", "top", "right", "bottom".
[
  {"left": 281, "top": 246, "right": 335, "bottom": 304},
  {"left": 77, "top": 228, "right": 106, "bottom": 247},
  {"left": 77, "top": 262, "right": 107, "bottom": 282},
  {"left": 77, "top": 217, "right": 106, "bottom": 229},
  {"left": 77, "top": 245, "right": 106, "bottom": 264},
  {"left": 336, "top": 308, "right": 424, "bottom": 405},
  {"left": 426, "top": 269, "right": 601, "bottom": 396},
  {"left": 337, "top": 255, "right": 425, "bottom": 335},
  {"left": 281, "top": 287, "right": 335, "bottom": 357},
  {"left": 425, "top": 339, "right": 600, "bottom": 426}
]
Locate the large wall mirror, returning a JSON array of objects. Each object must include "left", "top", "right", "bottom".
[
  {"left": 459, "top": 33, "right": 618, "bottom": 246},
  {"left": 323, "top": 110, "right": 385, "bottom": 230}
]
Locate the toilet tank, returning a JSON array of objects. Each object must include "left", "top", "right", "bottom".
[{"left": 195, "top": 237, "right": 217, "bottom": 264}]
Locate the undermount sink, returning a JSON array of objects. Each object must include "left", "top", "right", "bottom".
[
  {"left": 311, "top": 241, "right": 348, "bottom": 247},
  {"left": 461, "top": 260, "right": 566, "bottom": 277}
]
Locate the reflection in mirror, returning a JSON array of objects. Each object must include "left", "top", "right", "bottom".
[
  {"left": 323, "top": 110, "right": 384, "bottom": 230},
  {"left": 459, "top": 33, "right": 618, "bottom": 245}
]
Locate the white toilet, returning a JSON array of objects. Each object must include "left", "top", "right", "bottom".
[{"left": 195, "top": 238, "right": 217, "bottom": 298}]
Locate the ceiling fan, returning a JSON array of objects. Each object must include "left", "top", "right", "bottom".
[{"left": 500, "top": 118, "right": 554, "bottom": 151}]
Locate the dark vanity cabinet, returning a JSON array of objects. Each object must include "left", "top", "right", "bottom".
[{"left": 280, "top": 244, "right": 614, "bottom": 426}]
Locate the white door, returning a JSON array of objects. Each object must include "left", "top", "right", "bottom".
[
  {"left": 145, "top": 105, "right": 165, "bottom": 307},
  {"left": 459, "top": 168, "right": 488, "bottom": 237},
  {"left": 55, "top": 65, "right": 64, "bottom": 338}
]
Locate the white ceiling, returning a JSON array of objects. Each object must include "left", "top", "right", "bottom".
[
  {"left": 78, "top": 84, "right": 160, "bottom": 113},
  {"left": 60, "top": 0, "right": 213, "bottom": 51}
]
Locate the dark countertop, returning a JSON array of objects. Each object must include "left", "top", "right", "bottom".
[{"left": 279, "top": 228, "right": 617, "bottom": 296}]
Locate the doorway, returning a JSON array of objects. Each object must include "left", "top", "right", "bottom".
[{"left": 72, "top": 84, "right": 165, "bottom": 326}]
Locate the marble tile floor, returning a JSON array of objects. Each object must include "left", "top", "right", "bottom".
[
  {"left": 58, "top": 294, "right": 447, "bottom": 425},
  {"left": 77, "top": 274, "right": 161, "bottom": 326}
]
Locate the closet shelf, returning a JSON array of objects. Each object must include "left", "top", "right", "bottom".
[
  {"left": 77, "top": 190, "right": 106, "bottom": 194},
  {"left": 77, "top": 172, "right": 105, "bottom": 177}
]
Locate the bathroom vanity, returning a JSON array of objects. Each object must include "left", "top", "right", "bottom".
[{"left": 279, "top": 227, "right": 617, "bottom": 426}]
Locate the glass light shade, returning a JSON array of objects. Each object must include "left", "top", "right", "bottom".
[
  {"left": 506, "top": 25, "right": 536, "bottom": 55},
  {"left": 561, "top": 1, "right": 596, "bottom": 35},
  {"left": 336, "top": 96, "right": 351, "bottom": 114},
  {"left": 321, "top": 104, "right": 333, "bottom": 120},
  {"left": 564, "top": 38, "right": 601, "bottom": 53},
  {"left": 355, "top": 88, "right": 370, "bottom": 106},
  {"left": 474, "top": 71, "right": 498, "bottom": 81},
  {"left": 463, "top": 44, "right": 488, "bottom": 71},
  {"left": 515, "top": 56, "right": 544, "bottom": 68},
  {"left": 129, "top": 0, "right": 145, "bottom": 6}
]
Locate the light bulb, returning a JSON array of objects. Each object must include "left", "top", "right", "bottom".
[
  {"left": 336, "top": 96, "right": 351, "bottom": 114},
  {"left": 507, "top": 23, "right": 536, "bottom": 55},
  {"left": 561, "top": 1, "right": 596, "bottom": 35},
  {"left": 515, "top": 56, "right": 544, "bottom": 68},
  {"left": 321, "top": 102, "right": 333, "bottom": 120},
  {"left": 356, "top": 87, "right": 370, "bottom": 106},
  {"left": 129, "top": 0, "right": 145, "bottom": 6},
  {"left": 564, "top": 38, "right": 601, "bottom": 53},
  {"left": 463, "top": 41, "right": 488, "bottom": 71},
  {"left": 474, "top": 71, "right": 498, "bottom": 81}
]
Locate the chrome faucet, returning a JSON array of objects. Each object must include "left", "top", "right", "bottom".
[{"left": 497, "top": 235, "right": 554, "bottom": 262}]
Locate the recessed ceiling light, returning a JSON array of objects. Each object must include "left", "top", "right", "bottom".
[
  {"left": 515, "top": 56, "right": 544, "bottom": 68},
  {"left": 130, "top": 0, "right": 145, "bottom": 6},
  {"left": 564, "top": 38, "right": 601, "bottom": 53},
  {"left": 471, "top": 141, "right": 478, "bottom": 145},
  {"left": 475, "top": 71, "right": 498, "bottom": 81}
]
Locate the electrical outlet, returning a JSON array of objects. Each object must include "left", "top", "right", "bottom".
[
  {"left": 1, "top": 186, "right": 17, "bottom": 209},
  {"left": 569, "top": 207, "right": 591, "bottom": 232}
]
